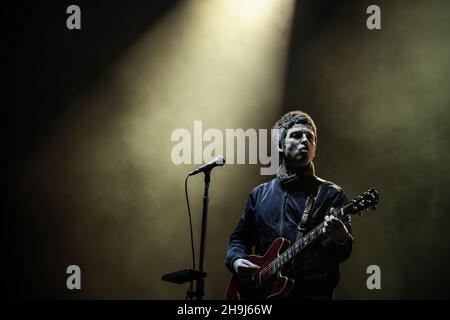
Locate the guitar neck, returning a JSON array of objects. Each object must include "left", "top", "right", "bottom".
[{"left": 268, "top": 203, "right": 352, "bottom": 276}]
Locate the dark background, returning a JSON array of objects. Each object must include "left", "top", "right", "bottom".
[{"left": 4, "top": 0, "right": 450, "bottom": 299}]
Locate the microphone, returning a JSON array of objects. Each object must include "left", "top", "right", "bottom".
[{"left": 188, "top": 155, "right": 226, "bottom": 176}]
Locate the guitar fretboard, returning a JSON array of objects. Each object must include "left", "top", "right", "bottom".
[
  {"left": 267, "top": 223, "right": 325, "bottom": 276},
  {"left": 266, "top": 205, "right": 349, "bottom": 277}
]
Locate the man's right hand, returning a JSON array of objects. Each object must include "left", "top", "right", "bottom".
[{"left": 233, "top": 258, "right": 260, "bottom": 283}]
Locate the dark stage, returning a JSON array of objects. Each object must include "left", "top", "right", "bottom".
[{"left": 4, "top": 0, "right": 450, "bottom": 299}]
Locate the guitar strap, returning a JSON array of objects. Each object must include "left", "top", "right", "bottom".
[
  {"left": 291, "top": 182, "right": 324, "bottom": 270},
  {"left": 295, "top": 183, "right": 324, "bottom": 243},
  {"left": 295, "top": 195, "right": 314, "bottom": 243}
]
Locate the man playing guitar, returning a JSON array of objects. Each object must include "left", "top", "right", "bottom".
[{"left": 225, "top": 111, "right": 353, "bottom": 300}]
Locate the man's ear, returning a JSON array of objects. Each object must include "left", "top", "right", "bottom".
[
  {"left": 311, "top": 145, "right": 317, "bottom": 161},
  {"left": 277, "top": 144, "right": 283, "bottom": 153},
  {"left": 272, "top": 128, "right": 284, "bottom": 152}
]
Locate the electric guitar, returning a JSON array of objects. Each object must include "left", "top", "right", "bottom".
[{"left": 225, "top": 188, "right": 379, "bottom": 300}]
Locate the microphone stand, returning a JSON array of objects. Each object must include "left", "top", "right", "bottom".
[
  {"left": 195, "top": 169, "right": 210, "bottom": 300},
  {"left": 161, "top": 167, "right": 217, "bottom": 300}
]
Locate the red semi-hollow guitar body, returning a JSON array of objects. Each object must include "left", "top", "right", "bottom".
[{"left": 226, "top": 237, "right": 295, "bottom": 300}]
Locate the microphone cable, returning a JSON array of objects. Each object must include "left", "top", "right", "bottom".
[{"left": 184, "top": 175, "right": 196, "bottom": 299}]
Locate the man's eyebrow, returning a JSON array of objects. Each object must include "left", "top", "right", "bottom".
[{"left": 289, "top": 128, "right": 314, "bottom": 135}]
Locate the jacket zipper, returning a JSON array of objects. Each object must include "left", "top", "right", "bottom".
[{"left": 279, "top": 191, "right": 288, "bottom": 236}]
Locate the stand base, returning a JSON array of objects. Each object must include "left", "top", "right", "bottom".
[{"left": 161, "top": 269, "right": 207, "bottom": 284}]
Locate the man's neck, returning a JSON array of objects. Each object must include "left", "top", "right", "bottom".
[{"left": 282, "top": 162, "right": 314, "bottom": 177}]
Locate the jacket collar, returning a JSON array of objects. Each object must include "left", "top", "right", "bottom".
[{"left": 276, "top": 162, "right": 315, "bottom": 185}]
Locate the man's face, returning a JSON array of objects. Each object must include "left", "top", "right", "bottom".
[{"left": 283, "top": 123, "right": 316, "bottom": 169}]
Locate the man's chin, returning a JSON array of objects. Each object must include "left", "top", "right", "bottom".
[
  {"left": 289, "top": 159, "right": 309, "bottom": 169},
  {"left": 294, "top": 155, "right": 308, "bottom": 164}
]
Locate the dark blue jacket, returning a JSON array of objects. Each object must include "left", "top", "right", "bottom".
[{"left": 225, "top": 175, "right": 353, "bottom": 297}]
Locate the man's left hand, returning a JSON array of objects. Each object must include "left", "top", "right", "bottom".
[{"left": 323, "top": 207, "right": 349, "bottom": 243}]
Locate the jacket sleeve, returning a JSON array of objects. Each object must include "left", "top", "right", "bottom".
[
  {"left": 319, "top": 189, "right": 354, "bottom": 264},
  {"left": 224, "top": 190, "right": 258, "bottom": 273}
]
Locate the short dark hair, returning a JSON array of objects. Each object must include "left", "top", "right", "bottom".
[{"left": 273, "top": 111, "right": 317, "bottom": 149}]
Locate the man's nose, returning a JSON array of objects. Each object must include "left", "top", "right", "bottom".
[{"left": 300, "top": 133, "right": 308, "bottom": 143}]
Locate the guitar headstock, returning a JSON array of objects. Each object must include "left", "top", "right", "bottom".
[{"left": 346, "top": 188, "right": 379, "bottom": 216}]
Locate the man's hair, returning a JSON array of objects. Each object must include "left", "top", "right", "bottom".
[{"left": 273, "top": 110, "right": 317, "bottom": 149}]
